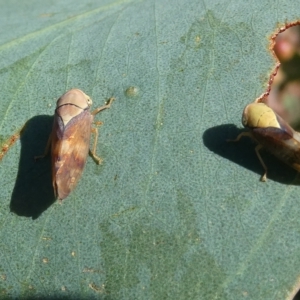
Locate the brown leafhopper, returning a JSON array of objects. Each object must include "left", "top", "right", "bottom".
[
  {"left": 37, "top": 89, "right": 114, "bottom": 200},
  {"left": 230, "top": 102, "right": 300, "bottom": 181}
]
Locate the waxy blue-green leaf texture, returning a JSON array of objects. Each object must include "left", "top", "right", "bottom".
[{"left": 1, "top": 0, "right": 300, "bottom": 299}]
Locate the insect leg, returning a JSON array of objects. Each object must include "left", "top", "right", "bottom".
[
  {"left": 89, "top": 97, "right": 115, "bottom": 164},
  {"left": 255, "top": 144, "right": 267, "bottom": 182},
  {"left": 227, "top": 131, "right": 254, "bottom": 142},
  {"left": 34, "top": 134, "right": 52, "bottom": 160},
  {"left": 91, "top": 97, "right": 115, "bottom": 116},
  {"left": 89, "top": 126, "right": 103, "bottom": 165}
]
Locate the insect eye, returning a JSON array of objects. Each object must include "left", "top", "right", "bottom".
[{"left": 87, "top": 98, "right": 92, "bottom": 106}]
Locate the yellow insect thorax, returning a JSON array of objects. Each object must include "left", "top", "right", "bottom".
[{"left": 242, "top": 103, "right": 280, "bottom": 129}]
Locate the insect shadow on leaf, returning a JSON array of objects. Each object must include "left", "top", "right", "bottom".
[
  {"left": 202, "top": 123, "right": 299, "bottom": 184},
  {"left": 10, "top": 115, "right": 55, "bottom": 219}
]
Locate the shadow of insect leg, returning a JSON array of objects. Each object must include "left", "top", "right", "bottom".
[{"left": 255, "top": 144, "right": 267, "bottom": 182}]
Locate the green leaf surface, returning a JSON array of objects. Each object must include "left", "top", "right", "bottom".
[{"left": 1, "top": 0, "right": 300, "bottom": 299}]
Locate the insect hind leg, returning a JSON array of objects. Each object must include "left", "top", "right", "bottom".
[
  {"left": 255, "top": 144, "right": 267, "bottom": 182},
  {"left": 89, "top": 126, "right": 103, "bottom": 164},
  {"left": 89, "top": 97, "right": 115, "bottom": 164},
  {"left": 227, "top": 131, "right": 268, "bottom": 181}
]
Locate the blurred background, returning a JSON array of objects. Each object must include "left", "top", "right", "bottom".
[
  {"left": 267, "top": 25, "right": 300, "bottom": 131},
  {"left": 271, "top": 25, "right": 300, "bottom": 300}
]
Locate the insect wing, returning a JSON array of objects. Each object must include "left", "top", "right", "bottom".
[
  {"left": 252, "top": 125, "right": 300, "bottom": 172},
  {"left": 51, "top": 109, "right": 93, "bottom": 200}
]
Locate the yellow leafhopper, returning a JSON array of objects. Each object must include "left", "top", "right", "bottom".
[{"left": 230, "top": 102, "right": 300, "bottom": 181}]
